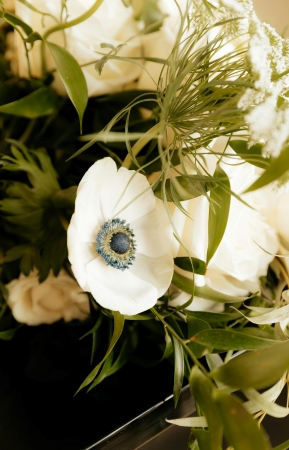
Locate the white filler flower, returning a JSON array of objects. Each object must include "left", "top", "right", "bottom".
[
  {"left": 67, "top": 157, "right": 174, "bottom": 316},
  {"left": 6, "top": 269, "right": 89, "bottom": 325}
]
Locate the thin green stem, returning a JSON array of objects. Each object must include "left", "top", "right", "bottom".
[
  {"left": 43, "top": 0, "right": 104, "bottom": 40},
  {"left": 151, "top": 307, "right": 208, "bottom": 375},
  {"left": 122, "top": 121, "right": 164, "bottom": 169}
]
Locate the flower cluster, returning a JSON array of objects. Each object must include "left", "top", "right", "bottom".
[{"left": 1, "top": 1, "right": 289, "bottom": 448}]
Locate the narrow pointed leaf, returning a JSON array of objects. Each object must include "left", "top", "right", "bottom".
[
  {"left": 212, "top": 340, "right": 289, "bottom": 390},
  {"left": 0, "top": 87, "right": 57, "bottom": 118},
  {"left": 174, "top": 257, "right": 207, "bottom": 275},
  {"left": 171, "top": 335, "right": 184, "bottom": 408},
  {"left": 273, "top": 440, "right": 289, "bottom": 450},
  {"left": 213, "top": 390, "right": 271, "bottom": 450},
  {"left": 46, "top": 41, "right": 88, "bottom": 132},
  {"left": 206, "top": 165, "right": 230, "bottom": 264},
  {"left": 173, "top": 271, "right": 248, "bottom": 303},
  {"left": 75, "top": 311, "right": 124, "bottom": 394},
  {"left": 1, "top": 11, "right": 32, "bottom": 35},
  {"left": 187, "top": 316, "right": 211, "bottom": 358},
  {"left": 229, "top": 140, "right": 270, "bottom": 169},
  {"left": 190, "top": 366, "right": 223, "bottom": 450},
  {"left": 244, "top": 144, "right": 289, "bottom": 193},
  {"left": 191, "top": 329, "right": 280, "bottom": 351}
]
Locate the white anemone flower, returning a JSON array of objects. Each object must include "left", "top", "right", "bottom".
[{"left": 67, "top": 157, "right": 174, "bottom": 316}]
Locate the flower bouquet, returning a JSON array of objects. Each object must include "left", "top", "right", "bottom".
[{"left": 1, "top": 0, "right": 289, "bottom": 448}]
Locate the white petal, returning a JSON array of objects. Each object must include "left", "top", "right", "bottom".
[
  {"left": 131, "top": 198, "right": 172, "bottom": 257},
  {"left": 86, "top": 257, "right": 158, "bottom": 315},
  {"left": 67, "top": 218, "right": 98, "bottom": 291},
  {"left": 130, "top": 252, "right": 173, "bottom": 297},
  {"left": 73, "top": 157, "right": 117, "bottom": 241},
  {"left": 99, "top": 168, "right": 156, "bottom": 223}
]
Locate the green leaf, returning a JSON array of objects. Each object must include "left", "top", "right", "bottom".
[
  {"left": 273, "top": 440, "right": 289, "bottom": 450},
  {"left": 213, "top": 390, "right": 271, "bottom": 450},
  {"left": 187, "top": 316, "right": 211, "bottom": 358},
  {"left": 185, "top": 310, "right": 242, "bottom": 324},
  {"left": 211, "top": 340, "right": 289, "bottom": 390},
  {"left": 89, "top": 327, "right": 138, "bottom": 389},
  {"left": 75, "top": 311, "right": 125, "bottom": 394},
  {"left": 24, "top": 31, "right": 43, "bottom": 43},
  {"left": 171, "top": 335, "right": 184, "bottom": 408},
  {"left": 244, "top": 144, "right": 289, "bottom": 193},
  {"left": 1, "top": 11, "right": 33, "bottom": 35},
  {"left": 174, "top": 257, "right": 207, "bottom": 275},
  {"left": 172, "top": 271, "right": 248, "bottom": 303},
  {"left": 206, "top": 164, "right": 231, "bottom": 264},
  {"left": 46, "top": 41, "right": 88, "bottom": 133},
  {"left": 191, "top": 329, "right": 280, "bottom": 351},
  {"left": 190, "top": 366, "right": 223, "bottom": 450},
  {"left": 229, "top": 140, "right": 270, "bottom": 169},
  {"left": 0, "top": 87, "right": 58, "bottom": 118},
  {"left": 51, "top": 186, "right": 77, "bottom": 209},
  {"left": 0, "top": 325, "right": 22, "bottom": 341}
]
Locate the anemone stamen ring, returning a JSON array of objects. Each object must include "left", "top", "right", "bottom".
[{"left": 96, "top": 218, "right": 136, "bottom": 270}]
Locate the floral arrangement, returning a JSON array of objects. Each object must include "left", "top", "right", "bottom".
[{"left": 1, "top": 0, "right": 289, "bottom": 448}]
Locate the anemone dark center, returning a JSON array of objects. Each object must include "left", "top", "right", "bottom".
[{"left": 110, "top": 232, "right": 131, "bottom": 255}]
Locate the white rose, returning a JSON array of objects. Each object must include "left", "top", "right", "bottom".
[
  {"left": 14, "top": 0, "right": 142, "bottom": 96},
  {"left": 6, "top": 269, "right": 90, "bottom": 325},
  {"left": 171, "top": 150, "right": 279, "bottom": 309}
]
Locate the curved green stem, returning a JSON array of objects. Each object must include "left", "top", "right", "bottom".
[
  {"left": 151, "top": 307, "right": 208, "bottom": 375},
  {"left": 43, "top": 0, "right": 105, "bottom": 40},
  {"left": 122, "top": 121, "right": 164, "bottom": 169}
]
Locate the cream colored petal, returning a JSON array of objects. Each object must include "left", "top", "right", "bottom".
[
  {"left": 67, "top": 218, "right": 98, "bottom": 291},
  {"left": 73, "top": 158, "right": 117, "bottom": 241},
  {"left": 129, "top": 252, "right": 173, "bottom": 298},
  {"left": 86, "top": 257, "right": 158, "bottom": 315},
  {"left": 131, "top": 198, "right": 173, "bottom": 257},
  {"left": 99, "top": 168, "right": 156, "bottom": 223}
]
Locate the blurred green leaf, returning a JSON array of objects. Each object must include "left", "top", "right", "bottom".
[
  {"left": 190, "top": 366, "right": 222, "bottom": 450},
  {"left": 192, "top": 329, "right": 280, "bottom": 351},
  {"left": 185, "top": 310, "right": 242, "bottom": 323},
  {"left": 172, "top": 272, "right": 248, "bottom": 303},
  {"left": 187, "top": 316, "right": 211, "bottom": 358},
  {"left": 0, "top": 87, "right": 58, "bottom": 118},
  {"left": 174, "top": 257, "right": 207, "bottom": 275},
  {"left": 0, "top": 325, "right": 22, "bottom": 341},
  {"left": 229, "top": 140, "right": 270, "bottom": 169},
  {"left": 51, "top": 186, "right": 77, "bottom": 209},
  {"left": 76, "top": 311, "right": 125, "bottom": 393},
  {"left": 244, "top": 144, "right": 289, "bottom": 193},
  {"left": 211, "top": 340, "right": 289, "bottom": 389},
  {"left": 213, "top": 390, "right": 271, "bottom": 450},
  {"left": 89, "top": 326, "right": 138, "bottom": 389},
  {"left": 273, "top": 440, "right": 289, "bottom": 450},
  {"left": 206, "top": 164, "right": 230, "bottom": 264},
  {"left": 171, "top": 335, "right": 184, "bottom": 408},
  {"left": 0, "top": 11, "right": 32, "bottom": 35},
  {"left": 46, "top": 41, "right": 88, "bottom": 133}
]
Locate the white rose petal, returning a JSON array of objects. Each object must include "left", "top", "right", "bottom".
[
  {"left": 6, "top": 269, "right": 90, "bottom": 325},
  {"left": 67, "top": 157, "right": 174, "bottom": 315}
]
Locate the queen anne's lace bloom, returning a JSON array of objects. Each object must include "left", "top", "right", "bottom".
[{"left": 67, "top": 158, "right": 174, "bottom": 316}]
